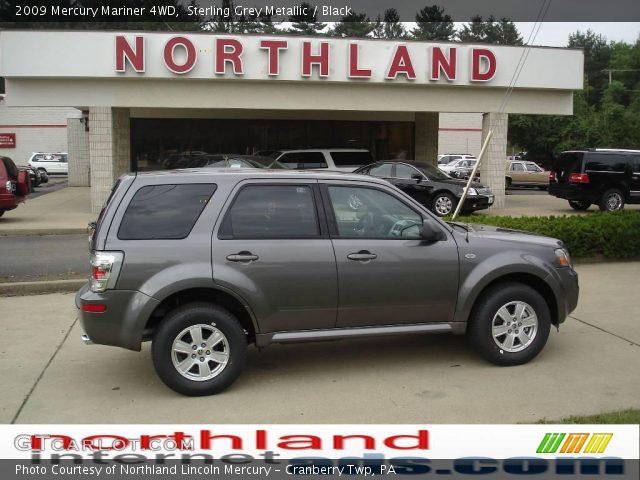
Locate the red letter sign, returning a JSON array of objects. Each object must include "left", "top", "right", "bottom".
[
  {"left": 216, "top": 38, "right": 244, "bottom": 75},
  {"left": 386, "top": 45, "right": 416, "bottom": 80},
  {"left": 348, "top": 43, "right": 372, "bottom": 78},
  {"left": 302, "top": 42, "right": 330, "bottom": 77},
  {"left": 431, "top": 47, "right": 456, "bottom": 81},
  {"left": 115, "top": 35, "right": 144, "bottom": 72},
  {"left": 471, "top": 48, "right": 496, "bottom": 82},
  {"left": 163, "top": 37, "right": 197, "bottom": 74},
  {"left": 260, "top": 40, "right": 288, "bottom": 76}
]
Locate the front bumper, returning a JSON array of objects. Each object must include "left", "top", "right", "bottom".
[
  {"left": 548, "top": 266, "right": 579, "bottom": 325},
  {"left": 76, "top": 282, "right": 160, "bottom": 351},
  {"left": 462, "top": 194, "right": 494, "bottom": 211}
]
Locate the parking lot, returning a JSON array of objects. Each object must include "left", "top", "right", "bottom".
[{"left": 2, "top": 260, "right": 638, "bottom": 425}]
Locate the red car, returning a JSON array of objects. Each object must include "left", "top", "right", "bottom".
[{"left": 0, "top": 156, "right": 31, "bottom": 217}]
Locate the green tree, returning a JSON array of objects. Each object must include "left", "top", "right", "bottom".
[
  {"left": 457, "top": 15, "right": 522, "bottom": 45},
  {"left": 381, "top": 8, "right": 405, "bottom": 39},
  {"left": 330, "top": 12, "right": 374, "bottom": 38},
  {"left": 411, "top": 5, "right": 455, "bottom": 41},
  {"left": 288, "top": 2, "right": 326, "bottom": 36},
  {"left": 457, "top": 15, "right": 490, "bottom": 42},
  {"left": 568, "top": 30, "right": 612, "bottom": 106}
]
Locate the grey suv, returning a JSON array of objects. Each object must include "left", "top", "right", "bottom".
[{"left": 77, "top": 169, "right": 579, "bottom": 396}]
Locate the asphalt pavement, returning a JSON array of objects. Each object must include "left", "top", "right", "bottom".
[{"left": 1, "top": 261, "right": 638, "bottom": 424}]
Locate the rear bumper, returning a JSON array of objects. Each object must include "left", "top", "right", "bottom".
[
  {"left": 0, "top": 193, "right": 22, "bottom": 210},
  {"left": 549, "top": 184, "right": 599, "bottom": 203},
  {"left": 76, "top": 282, "right": 160, "bottom": 351}
]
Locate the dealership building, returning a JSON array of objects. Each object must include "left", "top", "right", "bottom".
[{"left": 0, "top": 30, "right": 583, "bottom": 212}]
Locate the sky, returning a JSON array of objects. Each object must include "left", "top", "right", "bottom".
[{"left": 514, "top": 22, "right": 640, "bottom": 47}]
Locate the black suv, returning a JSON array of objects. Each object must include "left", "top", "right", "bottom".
[{"left": 549, "top": 149, "right": 640, "bottom": 211}]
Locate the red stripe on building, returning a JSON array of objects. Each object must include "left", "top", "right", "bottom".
[
  {"left": 0, "top": 124, "right": 67, "bottom": 128},
  {"left": 438, "top": 128, "right": 482, "bottom": 132}
]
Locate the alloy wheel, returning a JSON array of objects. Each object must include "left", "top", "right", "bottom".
[
  {"left": 171, "top": 324, "right": 230, "bottom": 381},
  {"left": 434, "top": 195, "right": 453, "bottom": 216},
  {"left": 491, "top": 301, "right": 538, "bottom": 353}
]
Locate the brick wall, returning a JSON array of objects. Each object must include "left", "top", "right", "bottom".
[
  {"left": 67, "top": 113, "right": 90, "bottom": 186},
  {"left": 480, "top": 112, "right": 508, "bottom": 209}
]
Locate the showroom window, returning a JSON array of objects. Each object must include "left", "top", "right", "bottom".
[
  {"left": 118, "top": 184, "right": 216, "bottom": 240},
  {"left": 219, "top": 185, "right": 320, "bottom": 239},
  {"left": 327, "top": 186, "right": 422, "bottom": 239}
]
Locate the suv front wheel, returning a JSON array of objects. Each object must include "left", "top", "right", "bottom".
[
  {"left": 599, "top": 188, "right": 625, "bottom": 212},
  {"left": 468, "top": 283, "right": 551, "bottom": 366},
  {"left": 568, "top": 200, "right": 590, "bottom": 211},
  {"left": 152, "top": 303, "right": 247, "bottom": 396}
]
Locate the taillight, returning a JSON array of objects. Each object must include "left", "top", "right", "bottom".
[
  {"left": 549, "top": 171, "right": 557, "bottom": 182},
  {"left": 90, "top": 251, "right": 123, "bottom": 293},
  {"left": 569, "top": 173, "right": 590, "bottom": 184},
  {"left": 81, "top": 303, "right": 107, "bottom": 313}
]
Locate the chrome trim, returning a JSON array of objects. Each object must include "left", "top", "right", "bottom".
[
  {"left": 584, "top": 170, "right": 625, "bottom": 174},
  {"left": 81, "top": 334, "right": 94, "bottom": 345},
  {"left": 268, "top": 323, "right": 453, "bottom": 344}
]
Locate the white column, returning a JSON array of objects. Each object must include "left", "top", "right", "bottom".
[
  {"left": 480, "top": 112, "right": 508, "bottom": 209},
  {"left": 414, "top": 112, "right": 439, "bottom": 165},
  {"left": 89, "top": 107, "right": 131, "bottom": 213},
  {"left": 67, "top": 111, "right": 90, "bottom": 187}
]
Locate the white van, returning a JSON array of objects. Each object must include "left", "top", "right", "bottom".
[
  {"left": 268, "top": 149, "right": 372, "bottom": 172},
  {"left": 28, "top": 152, "right": 68, "bottom": 175}
]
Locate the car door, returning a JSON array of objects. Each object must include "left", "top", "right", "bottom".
[
  {"left": 630, "top": 157, "right": 640, "bottom": 202},
  {"left": 391, "top": 163, "right": 433, "bottom": 206},
  {"left": 321, "top": 181, "right": 459, "bottom": 327},
  {"left": 510, "top": 162, "right": 526, "bottom": 184},
  {"left": 212, "top": 180, "right": 338, "bottom": 332}
]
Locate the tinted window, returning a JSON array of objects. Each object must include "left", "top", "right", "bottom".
[
  {"left": 585, "top": 153, "right": 629, "bottom": 173},
  {"left": 220, "top": 185, "right": 319, "bottom": 239},
  {"left": 369, "top": 163, "right": 393, "bottom": 177},
  {"left": 554, "top": 153, "right": 584, "bottom": 182},
  {"left": 633, "top": 158, "right": 640, "bottom": 173},
  {"left": 118, "top": 184, "right": 216, "bottom": 240},
  {"left": 396, "top": 164, "right": 421, "bottom": 179},
  {"left": 327, "top": 186, "right": 422, "bottom": 239},
  {"left": 330, "top": 151, "right": 372, "bottom": 168},
  {"left": 511, "top": 163, "right": 525, "bottom": 171},
  {"left": 33, "top": 154, "right": 65, "bottom": 162},
  {"left": 277, "top": 152, "right": 327, "bottom": 169}
]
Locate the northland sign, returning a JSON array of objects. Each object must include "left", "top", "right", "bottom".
[{"left": 0, "top": 31, "right": 584, "bottom": 91}]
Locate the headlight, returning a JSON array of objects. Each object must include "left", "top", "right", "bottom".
[
  {"left": 555, "top": 248, "right": 572, "bottom": 268},
  {"left": 467, "top": 187, "right": 478, "bottom": 196}
]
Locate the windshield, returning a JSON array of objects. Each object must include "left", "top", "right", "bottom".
[{"left": 417, "top": 164, "right": 452, "bottom": 180}]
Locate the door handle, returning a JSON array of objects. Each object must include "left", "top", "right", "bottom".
[
  {"left": 226, "top": 252, "right": 259, "bottom": 263},
  {"left": 347, "top": 250, "right": 377, "bottom": 261}
]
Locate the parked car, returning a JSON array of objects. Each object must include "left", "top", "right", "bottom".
[
  {"left": 19, "top": 165, "right": 41, "bottom": 187},
  {"left": 443, "top": 159, "right": 478, "bottom": 179},
  {"left": 505, "top": 160, "right": 550, "bottom": 190},
  {"left": 0, "top": 156, "right": 30, "bottom": 217},
  {"left": 355, "top": 160, "right": 494, "bottom": 216},
  {"left": 268, "top": 148, "right": 372, "bottom": 172},
  {"left": 184, "top": 154, "right": 286, "bottom": 169},
  {"left": 549, "top": 149, "right": 640, "bottom": 211},
  {"left": 77, "top": 168, "right": 578, "bottom": 396},
  {"left": 437, "top": 153, "right": 476, "bottom": 166},
  {"left": 28, "top": 152, "right": 68, "bottom": 175}
]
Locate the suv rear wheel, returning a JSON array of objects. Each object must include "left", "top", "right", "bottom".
[
  {"left": 599, "top": 188, "right": 625, "bottom": 212},
  {"left": 152, "top": 302, "right": 247, "bottom": 396},
  {"left": 568, "top": 200, "right": 590, "bottom": 211},
  {"left": 468, "top": 283, "right": 551, "bottom": 366}
]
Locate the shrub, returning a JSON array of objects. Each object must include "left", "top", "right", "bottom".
[{"left": 449, "top": 210, "right": 640, "bottom": 259}]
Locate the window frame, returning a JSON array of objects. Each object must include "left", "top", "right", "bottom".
[
  {"left": 511, "top": 162, "right": 525, "bottom": 172},
  {"left": 393, "top": 163, "right": 424, "bottom": 181},
  {"left": 217, "top": 182, "right": 328, "bottom": 240},
  {"left": 117, "top": 183, "right": 217, "bottom": 241},
  {"left": 319, "top": 182, "right": 428, "bottom": 241}
]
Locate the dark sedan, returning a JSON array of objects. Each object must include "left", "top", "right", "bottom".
[{"left": 354, "top": 160, "right": 494, "bottom": 216}]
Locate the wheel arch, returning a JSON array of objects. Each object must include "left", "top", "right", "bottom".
[{"left": 144, "top": 287, "right": 259, "bottom": 344}]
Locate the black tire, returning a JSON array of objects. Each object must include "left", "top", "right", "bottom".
[
  {"left": 538, "top": 185, "right": 548, "bottom": 191},
  {"left": 37, "top": 168, "right": 47, "bottom": 175},
  {"left": 599, "top": 188, "right": 625, "bottom": 212},
  {"left": 152, "top": 302, "right": 247, "bottom": 396},
  {"left": 431, "top": 192, "right": 457, "bottom": 217},
  {"left": 0, "top": 210, "right": 4, "bottom": 217},
  {"left": 568, "top": 200, "right": 590, "bottom": 211},
  {"left": 467, "top": 282, "right": 551, "bottom": 366},
  {"left": 505, "top": 177, "right": 512, "bottom": 190}
]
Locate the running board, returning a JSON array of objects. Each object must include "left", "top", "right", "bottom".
[{"left": 256, "top": 323, "right": 452, "bottom": 347}]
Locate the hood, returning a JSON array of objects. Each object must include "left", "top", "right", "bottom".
[{"left": 453, "top": 222, "right": 563, "bottom": 249}]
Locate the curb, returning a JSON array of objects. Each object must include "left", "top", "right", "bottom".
[
  {"left": 0, "top": 228, "right": 88, "bottom": 236},
  {"left": 0, "top": 279, "right": 86, "bottom": 296}
]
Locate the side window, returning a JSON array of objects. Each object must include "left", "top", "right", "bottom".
[
  {"left": 585, "top": 154, "right": 628, "bottom": 173},
  {"left": 633, "top": 158, "right": 640, "bottom": 173},
  {"left": 511, "top": 163, "right": 525, "bottom": 171},
  {"left": 327, "top": 186, "right": 423, "bottom": 239},
  {"left": 330, "top": 151, "right": 372, "bottom": 168},
  {"left": 396, "top": 164, "right": 421, "bottom": 179},
  {"left": 219, "top": 185, "right": 319, "bottom": 239},
  {"left": 525, "top": 163, "right": 539, "bottom": 172},
  {"left": 298, "top": 152, "right": 327, "bottom": 169},
  {"left": 369, "top": 163, "right": 393, "bottom": 178},
  {"left": 277, "top": 153, "right": 300, "bottom": 169},
  {"left": 118, "top": 184, "right": 216, "bottom": 240}
]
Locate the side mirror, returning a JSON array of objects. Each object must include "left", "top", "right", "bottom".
[
  {"left": 411, "top": 174, "right": 423, "bottom": 183},
  {"left": 421, "top": 219, "right": 446, "bottom": 242}
]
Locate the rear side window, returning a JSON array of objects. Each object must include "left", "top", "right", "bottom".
[
  {"left": 118, "top": 184, "right": 216, "bottom": 240},
  {"left": 278, "top": 152, "right": 327, "bottom": 169},
  {"left": 330, "top": 151, "right": 372, "bottom": 168},
  {"left": 511, "top": 163, "right": 524, "bottom": 171},
  {"left": 584, "top": 154, "right": 629, "bottom": 173},
  {"left": 219, "top": 185, "right": 319, "bottom": 239},
  {"left": 369, "top": 163, "right": 393, "bottom": 177}
]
